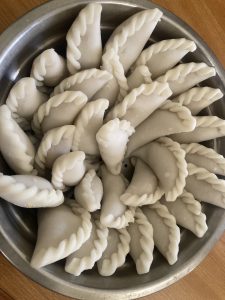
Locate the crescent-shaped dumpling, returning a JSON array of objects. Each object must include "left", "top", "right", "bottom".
[
  {"left": 128, "top": 208, "right": 154, "bottom": 274},
  {"left": 93, "top": 48, "right": 128, "bottom": 108},
  {"left": 6, "top": 77, "right": 47, "bottom": 129},
  {"left": 65, "top": 219, "right": 108, "bottom": 276},
  {"left": 51, "top": 151, "right": 86, "bottom": 190},
  {"left": 0, "top": 105, "right": 36, "bottom": 174},
  {"left": 126, "top": 100, "right": 196, "bottom": 156},
  {"left": 66, "top": 3, "right": 102, "bottom": 74},
  {"left": 96, "top": 118, "right": 134, "bottom": 175},
  {"left": 173, "top": 87, "right": 223, "bottom": 115},
  {"left": 75, "top": 169, "right": 103, "bottom": 212},
  {"left": 157, "top": 62, "right": 216, "bottom": 97},
  {"left": 72, "top": 98, "right": 109, "bottom": 155},
  {"left": 31, "top": 203, "right": 92, "bottom": 268},
  {"left": 104, "top": 8, "right": 163, "bottom": 73},
  {"left": 32, "top": 91, "right": 87, "bottom": 135},
  {"left": 52, "top": 68, "right": 112, "bottom": 98},
  {"left": 30, "top": 49, "right": 68, "bottom": 86},
  {"left": 127, "top": 65, "right": 152, "bottom": 90},
  {"left": 0, "top": 173, "right": 63, "bottom": 208},
  {"left": 97, "top": 228, "right": 130, "bottom": 276},
  {"left": 185, "top": 163, "right": 225, "bottom": 209},
  {"left": 181, "top": 143, "right": 225, "bottom": 176},
  {"left": 134, "top": 38, "right": 196, "bottom": 78},
  {"left": 100, "top": 165, "right": 135, "bottom": 229},
  {"left": 120, "top": 158, "right": 164, "bottom": 206},
  {"left": 170, "top": 116, "right": 225, "bottom": 143},
  {"left": 132, "top": 137, "right": 188, "bottom": 202},
  {"left": 161, "top": 190, "right": 208, "bottom": 238},
  {"left": 105, "top": 82, "right": 172, "bottom": 128},
  {"left": 35, "top": 125, "right": 75, "bottom": 172},
  {"left": 143, "top": 203, "right": 180, "bottom": 265}
]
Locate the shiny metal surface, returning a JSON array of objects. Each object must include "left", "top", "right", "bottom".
[{"left": 0, "top": 1, "right": 225, "bottom": 299}]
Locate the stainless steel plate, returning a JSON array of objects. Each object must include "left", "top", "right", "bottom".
[{"left": 0, "top": 1, "right": 225, "bottom": 299}]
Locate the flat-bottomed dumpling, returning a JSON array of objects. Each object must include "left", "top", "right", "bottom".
[
  {"left": 128, "top": 208, "right": 154, "bottom": 274},
  {"left": 134, "top": 38, "right": 196, "bottom": 78},
  {"left": 170, "top": 116, "right": 225, "bottom": 143},
  {"left": 32, "top": 91, "right": 87, "bottom": 135},
  {"left": 31, "top": 49, "right": 68, "bottom": 86},
  {"left": 31, "top": 203, "right": 92, "bottom": 268},
  {"left": 52, "top": 68, "right": 112, "bottom": 98},
  {"left": 51, "top": 151, "right": 86, "bottom": 190},
  {"left": 132, "top": 137, "right": 188, "bottom": 202},
  {"left": 75, "top": 169, "right": 103, "bottom": 212},
  {"left": 0, "top": 105, "right": 35, "bottom": 174},
  {"left": 127, "top": 65, "right": 152, "bottom": 90},
  {"left": 126, "top": 100, "right": 196, "bottom": 156},
  {"left": 161, "top": 191, "right": 208, "bottom": 238},
  {"left": 97, "top": 228, "right": 130, "bottom": 276},
  {"left": 96, "top": 118, "right": 134, "bottom": 175},
  {"left": 66, "top": 3, "right": 102, "bottom": 74},
  {"left": 106, "top": 82, "right": 172, "bottom": 128},
  {"left": 73, "top": 98, "right": 109, "bottom": 155},
  {"left": 173, "top": 87, "right": 223, "bottom": 115},
  {"left": 65, "top": 219, "right": 108, "bottom": 276},
  {"left": 35, "top": 125, "right": 75, "bottom": 172},
  {"left": 157, "top": 62, "right": 216, "bottom": 97},
  {"left": 6, "top": 77, "right": 47, "bottom": 129},
  {"left": 120, "top": 158, "right": 164, "bottom": 206},
  {"left": 143, "top": 202, "right": 180, "bottom": 265},
  {"left": 100, "top": 165, "right": 135, "bottom": 229},
  {"left": 92, "top": 48, "right": 128, "bottom": 108},
  {"left": 104, "top": 8, "right": 163, "bottom": 73},
  {"left": 0, "top": 173, "right": 63, "bottom": 208},
  {"left": 185, "top": 163, "right": 225, "bottom": 209},
  {"left": 181, "top": 143, "right": 225, "bottom": 176}
]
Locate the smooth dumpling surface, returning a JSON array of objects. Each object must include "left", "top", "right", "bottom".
[
  {"left": 52, "top": 68, "right": 112, "bottom": 98},
  {"left": 6, "top": 77, "right": 47, "bottom": 129},
  {"left": 66, "top": 3, "right": 102, "bottom": 74},
  {"left": 0, "top": 105, "right": 36, "bottom": 174},
  {"left": 157, "top": 62, "right": 216, "bottom": 96},
  {"left": 181, "top": 143, "right": 225, "bottom": 176},
  {"left": 51, "top": 151, "right": 86, "bottom": 190},
  {"left": 0, "top": 173, "right": 63, "bottom": 208},
  {"left": 126, "top": 100, "right": 196, "bottom": 156},
  {"left": 128, "top": 208, "right": 154, "bottom": 274},
  {"left": 31, "top": 203, "right": 92, "bottom": 268},
  {"left": 173, "top": 87, "right": 223, "bottom": 115},
  {"left": 134, "top": 38, "right": 196, "bottom": 78},
  {"left": 32, "top": 91, "right": 87, "bottom": 135},
  {"left": 30, "top": 49, "right": 68, "bottom": 86},
  {"left": 35, "top": 125, "right": 75, "bottom": 172},
  {"left": 185, "top": 163, "right": 225, "bottom": 209},
  {"left": 170, "top": 116, "right": 225, "bottom": 143},
  {"left": 93, "top": 49, "right": 128, "bottom": 108},
  {"left": 97, "top": 228, "right": 130, "bottom": 276},
  {"left": 127, "top": 65, "right": 152, "bottom": 90},
  {"left": 161, "top": 190, "right": 208, "bottom": 238},
  {"left": 104, "top": 8, "right": 163, "bottom": 73},
  {"left": 143, "top": 203, "right": 180, "bottom": 265},
  {"left": 106, "top": 82, "right": 172, "bottom": 128},
  {"left": 65, "top": 219, "right": 108, "bottom": 276},
  {"left": 73, "top": 98, "right": 109, "bottom": 155},
  {"left": 96, "top": 118, "right": 134, "bottom": 175},
  {"left": 120, "top": 158, "right": 164, "bottom": 206},
  {"left": 100, "top": 165, "right": 135, "bottom": 229},
  {"left": 133, "top": 137, "right": 188, "bottom": 202},
  {"left": 75, "top": 169, "right": 103, "bottom": 212}
]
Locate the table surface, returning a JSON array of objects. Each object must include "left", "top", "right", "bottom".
[{"left": 0, "top": 0, "right": 225, "bottom": 299}]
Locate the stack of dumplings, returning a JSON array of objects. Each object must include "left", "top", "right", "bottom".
[{"left": 1, "top": 2, "right": 225, "bottom": 277}]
